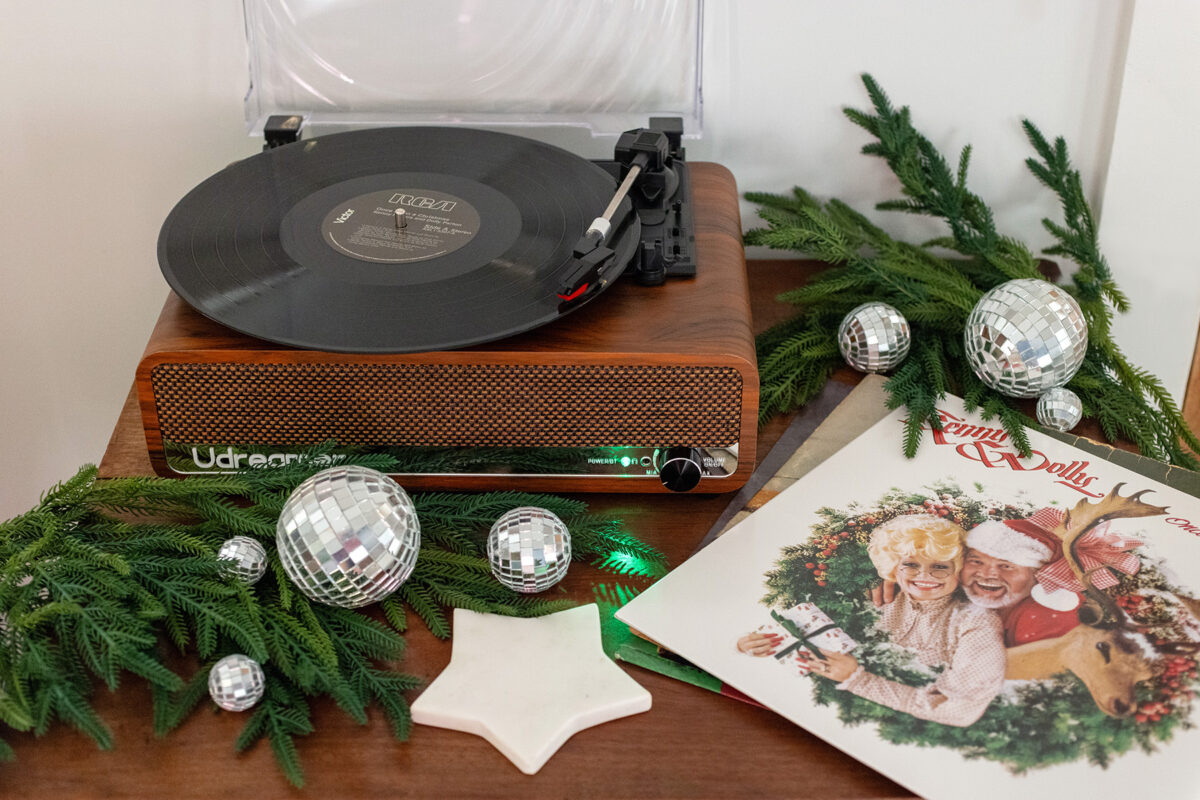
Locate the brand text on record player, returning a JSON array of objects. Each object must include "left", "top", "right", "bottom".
[{"left": 188, "top": 446, "right": 336, "bottom": 471}]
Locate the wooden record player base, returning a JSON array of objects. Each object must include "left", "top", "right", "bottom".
[
  {"left": 132, "top": 161, "right": 757, "bottom": 494},
  {"left": 8, "top": 261, "right": 906, "bottom": 800}
]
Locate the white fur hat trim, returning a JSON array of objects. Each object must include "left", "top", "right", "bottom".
[
  {"left": 1031, "top": 583, "right": 1081, "bottom": 611},
  {"left": 966, "top": 520, "right": 1053, "bottom": 567}
]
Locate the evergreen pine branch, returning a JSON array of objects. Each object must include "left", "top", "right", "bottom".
[
  {"left": 747, "top": 75, "right": 1200, "bottom": 465},
  {"left": 135, "top": 565, "right": 269, "bottom": 662},
  {"left": 381, "top": 595, "right": 408, "bottom": 633},
  {"left": 775, "top": 268, "right": 868, "bottom": 305},
  {"left": 235, "top": 678, "right": 313, "bottom": 789},
  {"left": 270, "top": 559, "right": 295, "bottom": 612},
  {"left": 314, "top": 606, "right": 406, "bottom": 663},
  {"left": 412, "top": 525, "right": 477, "bottom": 555},
  {"left": 754, "top": 312, "right": 842, "bottom": 422},
  {"left": 397, "top": 582, "right": 450, "bottom": 639},
  {"left": 324, "top": 606, "right": 422, "bottom": 742},
  {"left": 1, "top": 463, "right": 661, "bottom": 784},
  {"left": 0, "top": 682, "right": 33, "bottom": 732},
  {"left": 424, "top": 582, "right": 531, "bottom": 616},
  {"left": 23, "top": 643, "right": 114, "bottom": 749},
  {"left": 567, "top": 516, "right": 669, "bottom": 578},
  {"left": 411, "top": 548, "right": 492, "bottom": 572},
  {"left": 1020, "top": 118, "right": 1197, "bottom": 465},
  {"left": 293, "top": 599, "right": 340, "bottom": 672},
  {"left": 330, "top": 633, "right": 418, "bottom": 741},
  {"left": 48, "top": 684, "right": 115, "bottom": 749},
  {"left": 354, "top": 667, "right": 417, "bottom": 740},
  {"left": 592, "top": 552, "right": 665, "bottom": 578},
  {"left": 152, "top": 663, "right": 213, "bottom": 736}
]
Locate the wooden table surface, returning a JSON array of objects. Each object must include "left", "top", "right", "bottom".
[{"left": 4, "top": 260, "right": 909, "bottom": 800}]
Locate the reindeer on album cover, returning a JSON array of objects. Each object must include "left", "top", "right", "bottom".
[{"left": 1004, "top": 484, "right": 1200, "bottom": 717}]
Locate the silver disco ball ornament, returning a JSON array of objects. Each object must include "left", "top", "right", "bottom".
[
  {"left": 1037, "top": 386, "right": 1084, "bottom": 432},
  {"left": 276, "top": 465, "right": 420, "bottom": 608},
  {"left": 487, "top": 507, "right": 572, "bottom": 593},
  {"left": 208, "top": 653, "right": 265, "bottom": 712},
  {"left": 837, "top": 302, "right": 911, "bottom": 373},
  {"left": 964, "top": 278, "right": 1088, "bottom": 398},
  {"left": 216, "top": 536, "right": 268, "bottom": 586}
]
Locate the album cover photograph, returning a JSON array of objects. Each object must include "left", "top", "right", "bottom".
[{"left": 617, "top": 396, "right": 1200, "bottom": 800}]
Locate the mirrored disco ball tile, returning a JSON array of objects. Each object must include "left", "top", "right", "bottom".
[
  {"left": 487, "top": 507, "right": 572, "bottom": 593},
  {"left": 964, "top": 279, "right": 1087, "bottom": 398},
  {"left": 837, "top": 302, "right": 911, "bottom": 373},
  {"left": 277, "top": 466, "right": 421, "bottom": 608},
  {"left": 208, "top": 653, "right": 265, "bottom": 712}
]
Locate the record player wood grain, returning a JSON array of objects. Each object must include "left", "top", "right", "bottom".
[{"left": 135, "top": 162, "right": 758, "bottom": 493}]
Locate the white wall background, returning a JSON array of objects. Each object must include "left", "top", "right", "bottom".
[{"left": 1, "top": 0, "right": 1191, "bottom": 520}]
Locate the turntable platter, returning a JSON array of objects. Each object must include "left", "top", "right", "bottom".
[{"left": 157, "top": 127, "right": 639, "bottom": 352}]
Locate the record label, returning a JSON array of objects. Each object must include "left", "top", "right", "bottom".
[{"left": 320, "top": 189, "right": 480, "bottom": 264}]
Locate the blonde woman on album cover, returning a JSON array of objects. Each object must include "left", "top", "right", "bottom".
[{"left": 738, "top": 514, "right": 1007, "bottom": 727}]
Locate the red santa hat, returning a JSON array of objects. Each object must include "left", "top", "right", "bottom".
[{"left": 966, "top": 508, "right": 1064, "bottom": 568}]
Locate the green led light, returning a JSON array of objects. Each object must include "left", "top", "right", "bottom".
[{"left": 620, "top": 456, "right": 633, "bottom": 467}]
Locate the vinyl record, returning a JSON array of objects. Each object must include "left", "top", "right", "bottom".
[{"left": 157, "top": 127, "right": 638, "bottom": 352}]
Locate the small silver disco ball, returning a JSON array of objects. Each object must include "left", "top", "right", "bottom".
[
  {"left": 208, "top": 653, "right": 265, "bottom": 712},
  {"left": 964, "top": 278, "right": 1087, "bottom": 398},
  {"left": 487, "top": 507, "right": 572, "bottom": 593},
  {"left": 276, "top": 466, "right": 420, "bottom": 608},
  {"left": 1036, "top": 386, "right": 1084, "bottom": 432},
  {"left": 216, "top": 536, "right": 268, "bottom": 586},
  {"left": 837, "top": 302, "right": 911, "bottom": 373}
]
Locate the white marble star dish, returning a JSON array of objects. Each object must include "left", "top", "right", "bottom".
[{"left": 410, "top": 604, "right": 652, "bottom": 774}]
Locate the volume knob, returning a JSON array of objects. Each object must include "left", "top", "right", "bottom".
[{"left": 659, "top": 447, "right": 704, "bottom": 492}]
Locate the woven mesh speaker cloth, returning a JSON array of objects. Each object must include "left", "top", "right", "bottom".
[{"left": 151, "top": 362, "right": 743, "bottom": 447}]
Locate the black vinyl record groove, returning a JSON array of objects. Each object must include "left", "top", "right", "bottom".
[{"left": 158, "top": 127, "right": 638, "bottom": 352}]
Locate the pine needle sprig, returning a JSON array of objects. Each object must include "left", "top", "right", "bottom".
[
  {"left": 843, "top": 76, "right": 1041, "bottom": 285},
  {"left": 235, "top": 679, "right": 313, "bottom": 789},
  {"left": 381, "top": 595, "right": 407, "bottom": 633},
  {"left": 322, "top": 607, "right": 418, "bottom": 741},
  {"left": 151, "top": 663, "right": 213, "bottom": 737},
  {"left": 748, "top": 74, "right": 1199, "bottom": 464},
  {"left": 566, "top": 515, "right": 670, "bottom": 579},
  {"left": 396, "top": 582, "right": 449, "bottom": 639},
  {"left": 1019, "top": 120, "right": 1200, "bottom": 467}
]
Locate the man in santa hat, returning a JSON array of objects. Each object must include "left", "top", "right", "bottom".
[
  {"left": 876, "top": 508, "right": 1084, "bottom": 647},
  {"left": 958, "top": 509, "right": 1084, "bottom": 647}
]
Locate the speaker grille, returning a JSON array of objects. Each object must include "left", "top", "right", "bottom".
[{"left": 151, "top": 362, "right": 743, "bottom": 447}]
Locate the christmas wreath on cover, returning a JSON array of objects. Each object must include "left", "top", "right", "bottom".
[{"left": 760, "top": 482, "right": 1200, "bottom": 772}]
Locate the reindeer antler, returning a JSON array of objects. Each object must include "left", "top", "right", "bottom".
[
  {"left": 1054, "top": 483, "right": 1169, "bottom": 627},
  {"left": 1058, "top": 483, "right": 1169, "bottom": 548}
]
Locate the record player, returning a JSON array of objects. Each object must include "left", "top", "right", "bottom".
[{"left": 135, "top": 0, "right": 758, "bottom": 493}]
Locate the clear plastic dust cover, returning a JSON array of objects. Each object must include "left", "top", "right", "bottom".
[{"left": 243, "top": 0, "right": 703, "bottom": 137}]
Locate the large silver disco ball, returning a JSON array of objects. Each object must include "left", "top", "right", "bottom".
[
  {"left": 208, "top": 653, "right": 265, "bottom": 712},
  {"left": 1037, "top": 387, "right": 1084, "bottom": 432},
  {"left": 837, "top": 302, "right": 911, "bottom": 373},
  {"left": 487, "top": 507, "right": 572, "bottom": 593},
  {"left": 963, "top": 278, "right": 1087, "bottom": 398},
  {"left": 276, "top": 466, "right": 420, "bottom": 608}
]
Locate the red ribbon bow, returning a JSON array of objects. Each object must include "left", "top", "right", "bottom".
[{"left": 1035, "top": 521, "right": 1144, "bottom": 593}]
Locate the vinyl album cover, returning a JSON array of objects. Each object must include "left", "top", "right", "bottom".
[{"left": 617, "top": 395, "right": 1200, "bottom": 800}]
